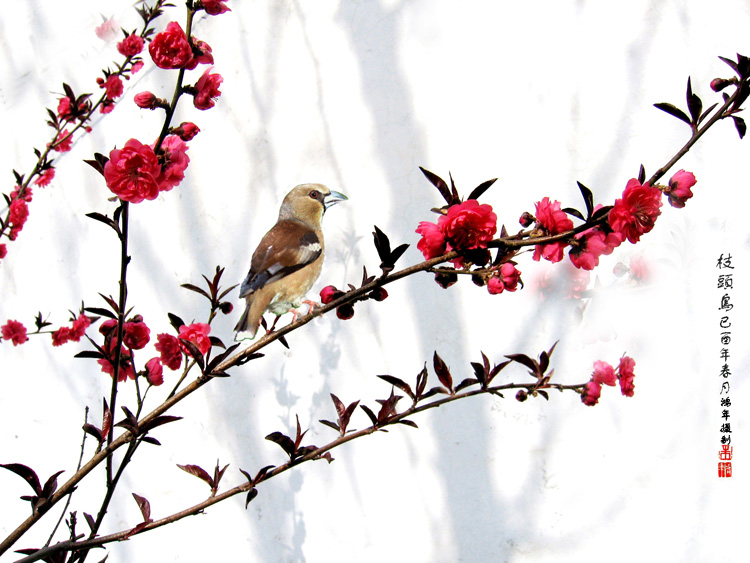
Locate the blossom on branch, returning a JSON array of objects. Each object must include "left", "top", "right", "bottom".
[
  {"left": 416, "top": 199, "right": 497, "bottom": 261},
  {"left": 192, "top": 68, "right": 223, "bottom": 110},
  {"left": 156, "top": 333, "right": 183, "bottom": 370},
  {"left": 178, "top": 323, "right": 212, "bottom": 356},
  {"left": 201, "top": 0, "right": 231, "bottom": 15},
  {"left": 34, "top": 167, "right": 56, "bottom": 187},
  {"left": 531, "top": 197, "right": 574, "bottom": 263},
  {"left": 149, "top": 21, "right": 193, "bottom": 69},
  {"left": 145, "top": 357, "right": 164, "bottom": 386},
  {"left": 609, "top": 178, "right": 662, "bottom": 243},
  {"left": 155, "top": 135, "right": 190, "bottom": 192},
  {"left": 664, "top": 169, "right": 696, "bottom": 208},
  {"left": 617, "top": 355, "right": 636, "bottom": 397},
  {"left": 104, "top": 139, "right": 162, "bottom": 203},
  {"left": 487, "top": 262, "right": 521, "bottom": 294},
  {"left": 117, "top": 34, "right": 145, "bottom": 57},
  {"left": 1, "top": 320, "right": 28, "bottom": 346}
]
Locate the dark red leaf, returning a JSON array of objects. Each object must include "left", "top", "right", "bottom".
[
  {"left": 0, "top": 463, "right": 42, "bottom": 495},
  {"left": 132, "top": 493, "right": 152, "bottom": 522},
  {"left": 377, "top": 375, "right": 414, "bottom": 399},
  {"left": 433, "top": 351, "right": 453, "bottom": 393}
]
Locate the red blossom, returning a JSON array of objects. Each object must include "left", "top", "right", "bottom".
[
  {"left": 52, "top": 327, "right": 72, "bottom": 346},
  {"left": 532, "top": 197, "right": 573, "bottom": 263},
  {"left": 581, "top": 380, "right": 602, "bottom": 406},
  {"left": 2, "top": 320, "right": 28, "bottom": 346},
  {"left": 487, "top": 262, "right": 521, "bottom": 294},
  {"left": 122, "top": 319, "right": 150, "bottom": 350},
  {"left": 202, "top": 0, "right": 231, "bottom": 15},
  {"left": 57, "top": 96, "right": 73, "bottom": 121},
  {"left": 438, "top": 199, "right": 497, "bottom": 252},
  {"left": 185, "top": 38, "right": 214, "bottom": 70},
  {"left": 155, "top": 135, "right": 190, "bottom": 192},
  {"left": 131, "top": 60, "right": 144, "bottom": 74},
  {"left": 34, "top": 167, "right": 56, "bottom": 187},
  {"left": 104, "top": 138, "right": 162, "bottom": 203},
  {"left": 70, "top": 315, "right": 92, "bottom": 341},
  {"left": 145, "top": 357, "right": 164, "bottom": 386},
  {"left": 569, "top": 228, "right": 624, "bottom": 271},
  {"left": 155, "top": 333, "right": 182, "bottom": 370},
  {"left": 665, "top": 169, "right": 696, "bottom": 208},
  {"left": 617, "top": 356, "right": 636, "bottom": 397},
  {"left": 336, "top": 303, "right": 355, "bottom": 320},
  {"left": 0, "top": 244, "right": 7, "bottom": 260},
  {"left": 99, "top": 74, "right": 124, "bottom": 100},
  {"left": 178, "top": 323, "right": 212, "bottom": 355},
  {"left": 8, "top": 199, "right": 29, "bottom": 240},
  {"left": 415, "top": 221, "right": 447, "bottom": 260},
  {"left": 193, "top": 68, "right": 223, "bottom": 110},
  {"left": 149, "top": 21, "right": 193, "bottom": 69},
  {"left": 609, "top": 178, "right": 662, "bottom": 244},
  {"left": 98, "top": 343, "right": 135, "bottom": 382},
  {"left": 117, "top": 34, "right": 145, "bottom": 57}
]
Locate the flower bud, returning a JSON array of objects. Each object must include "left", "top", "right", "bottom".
[
  {"left": 515, "top": 390, "right": 528, "bottom": 402},
  {"left": 336, "top": 304, "right": 355, "bottom": 320},
  {"left": 519, "top": 211, "right": 535, "bottom": 228},
  {"left": 134, "top": 91, "right": 160, "bottom": 109},
  {"left": 710, "top": 78, "right": 732, "bottom": 92},
  {"left": 368, "top": 287, "right": 388, "bottom": 302}
]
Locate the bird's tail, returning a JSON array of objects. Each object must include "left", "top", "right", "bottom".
[{"left": 233, "top": 302, "right": 258, "bottom": 340}]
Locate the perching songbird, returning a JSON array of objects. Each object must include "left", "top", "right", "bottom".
[{"left": 234, "top": 183, "right": 347, "bottom": 339}]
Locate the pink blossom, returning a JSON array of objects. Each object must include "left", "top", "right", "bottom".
[
  {"left": 98, "top": 343, "right": 135, "bottom": 382},
  {"left": 438, "top": 200, "right": 497, "bottom": 252},
  {"left": 34, "top": 167, "right": 56, "bottom": 187},
  {"left": 57, "top": 96, "right": 73, "bottom": 121},
  {"left": 202, "top": 0, "right": 231, "bottom": 15},
  {"left": 155, "top": 135, "right": 190, "bottom": 192},
  {"left": 532, "top": 197, "right": 573, "bottom": 263},
  {"left": 487, "top": 262, "right": 521, "bottom": 294},
  {"left": 185, "top": 38, "right": 214, "bottom": 70},
  {"left": 95, "top": 18, "right": 118, "bottom": 41},
  {"left": 569, "top": 228, "right": 624, "bottom": 270},
  {"left": 149, "top": 22, "right": 193, "bottom": 69},
  {"left": 155, "top": 333, "right": 182, "bottom": 370},
  {"left": 416, "top": 221, "right": 447, "bottom": 259},
  {"left": 70, "top": 315, "right": 92, "bottom": 341},
  {"left": 104, "top": 139, "right": 162, "bottom": 203},
  {"left": 50, "top": 129, "right": 73, "bottom": 152},
  {"left": 581, "top": 380, "right": 602, "bottom": 406},
  {"left": 131, "top": 60, "right": 144, "bottom": 74},
  {"left": 9, "top": 198, "right": 29, "bottom": 231},
  {"left": 0, "top": 244, "right": 7, "bottom": 260},
  {"left": 592, "top": 360, "right": 617, "bottom": 386},
  {"left": 52, "top": 327, "right": 72, "bottom": 346},
  {"left": 145, "top": 358, "right": 164, "bottom": 386},
  {"left": 2, "top": 320, "right": 28, "bottom": 346},
  {"left": 117, "top": 34, "right": 145, "bottom": 57},
  {"left": 99, "top": 75, "right": 124, "bottom": 100},
  {"left": 193, "top": 68, "right": 223, "bottom": 110},
  {"left": 617, "top": 356, "right": 636, "bottom": 397},
  {"left": 609, "top": 178, "right": 662, "bottom": 243},
  {"left": 123, "top": 319, "right": 150, "bottom": 350},
  {"left": 665, "top": 170, "right": 696, "bottom": 208},
  {"left": 178, "top": 323, "right": 212, "bottom": 355}
]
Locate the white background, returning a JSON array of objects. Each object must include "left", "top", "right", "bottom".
[{"left": 1, "top": 1, "right": 748, "bottom": 561}]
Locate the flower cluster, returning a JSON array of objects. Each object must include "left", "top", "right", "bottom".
[
  {"left": 416, "top": 199, "right": 497, "bottom": 262},
  {"left": 103, "top": 136, "right": 191, "bottom": 203},
  {"left": 487, "top": 262, "right": 522, "bottom": 294},
  {"left": 95, "top": 314, "right": 212, "bottom": 385},
  {"left": 581, "top": 356, "right": 636, "bottom": 406}
]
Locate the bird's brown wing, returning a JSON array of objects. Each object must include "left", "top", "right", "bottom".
[{"left": 239, "top": 220, "right": 322, "bottom": 298}]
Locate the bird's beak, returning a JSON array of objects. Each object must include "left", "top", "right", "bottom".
[{"left": 324, "top": 190, "right": 348, "bottom": 211}]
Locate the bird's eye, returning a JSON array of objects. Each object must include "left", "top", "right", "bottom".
[{"left": 308, "top": 190, "right": 319, "bottom": 200}]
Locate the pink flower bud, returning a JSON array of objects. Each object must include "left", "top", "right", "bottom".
[{"left": 134, "top": 91, "right": 159, "bottom": 109}]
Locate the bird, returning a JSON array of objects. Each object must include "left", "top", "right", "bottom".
[{"left": 234, "top": 183, "right": 347, "bottom": 339}]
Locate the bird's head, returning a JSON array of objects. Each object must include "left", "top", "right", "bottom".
[{"left": 279, "top": 183, "right": 348, "bottom": 226}]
